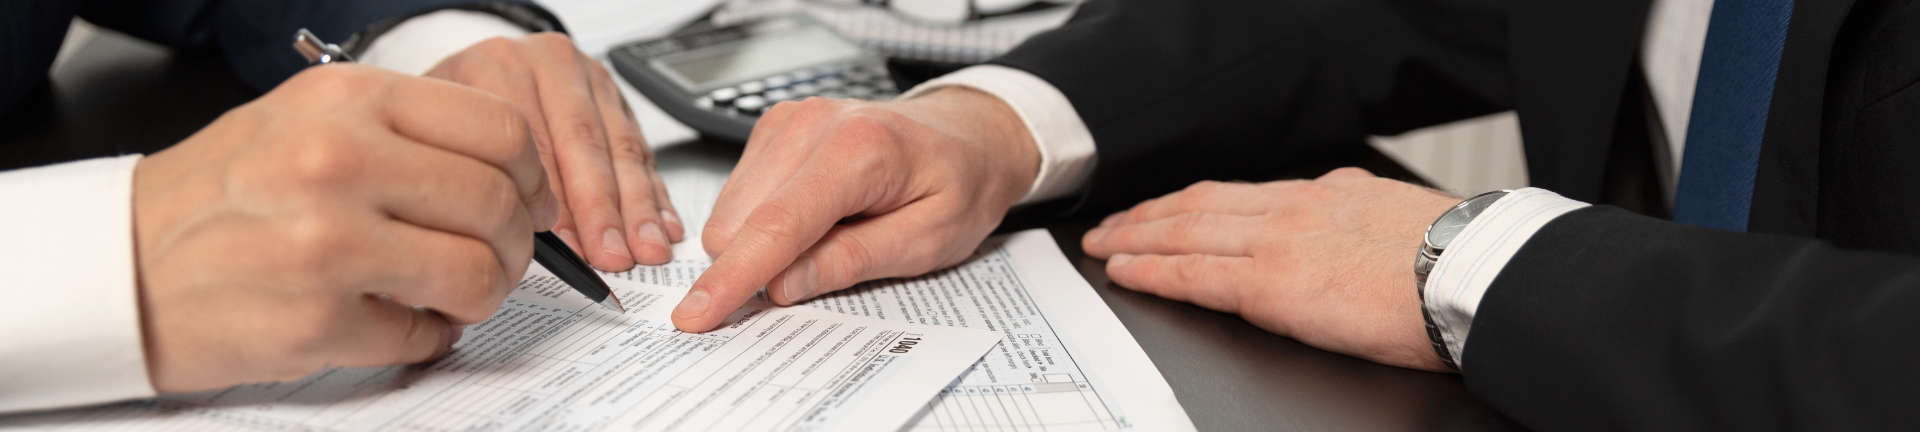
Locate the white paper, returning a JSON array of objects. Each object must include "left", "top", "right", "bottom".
[
  {"left": 0, "top": 274, "right": 999, "bottom": 431},
  {"left": 607, "top": 230, "right": 1197, "bottom": 431}
]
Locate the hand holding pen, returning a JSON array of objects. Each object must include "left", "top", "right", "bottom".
[{"left": 294, "top": 29, "right": 627, "bottom": 312}]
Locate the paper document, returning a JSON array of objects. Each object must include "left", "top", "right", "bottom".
[
  {"left": 2, "top": 274, "right": 999, "bottom": 431},
  {"left": 609, "top": 230, "right": 1197, "bottom": 431}
]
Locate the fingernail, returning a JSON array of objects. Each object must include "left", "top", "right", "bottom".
[
  {"left": 673, "top": 290, "right": 711, "bottom": 319},
  {"left": 1100, "top": 214, "right": 1122, "bottom": 228},
  {"left": 780, "top": 261, "right": 819, "bottom": 303},
  {"left": 661, "top": 210, "right": 681, "bottom": 229},
  {"left": 601, "top": 228, "right": 631, "bottom": 260},
  {"left": 637, "top": 221, "right": 667, "bottom": 245},
  {"left": 1111, "top": 254, "right": 1135, "bottom": 266}
]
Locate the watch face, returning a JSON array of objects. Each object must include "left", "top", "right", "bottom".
[{"left": 1426, "top": 191, "right": 1507, "bottom": 251}]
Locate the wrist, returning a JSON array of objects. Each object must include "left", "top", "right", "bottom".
[{"left": 898, "top": 87, "right": 1040, "bottom": 206}]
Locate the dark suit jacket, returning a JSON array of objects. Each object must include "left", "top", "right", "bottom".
[
  {"left": 0, "top": 0, "right": 556, "bottom": 116},
  {"left": 994, "top": 0, "right": 1920, "bottom": 428}
]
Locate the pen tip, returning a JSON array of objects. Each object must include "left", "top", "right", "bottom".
[{"left": 599, "top": 293, "right": 627, "bottom": 313}]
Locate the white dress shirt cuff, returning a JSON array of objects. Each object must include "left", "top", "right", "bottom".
[
  {"left": 357, "top": 10, "right": 533, "bottom": 77},
  {"left": 1422, "top": 187, "right": 1591, "bottom": 369},
  {"left": 0, "top": 155, "right": 154, "bottom": 413},
  {"left": 900, "top": 65, "right": 1097, "bottom": 205}
]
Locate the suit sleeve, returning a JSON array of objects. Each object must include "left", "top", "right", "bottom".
[
  {"left": 990, "top": 0, "right": 1516, "bottom": 214},
  {"left": 73, "top": 0, "right": 560, "bottom": 92},
  {"left": 1463, "top": 206, "right": 1920, "bottom": 429}
]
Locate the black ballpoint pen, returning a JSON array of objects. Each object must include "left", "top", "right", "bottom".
[{"left": 292, "top": 28, "right": 626, "bottom": 312}]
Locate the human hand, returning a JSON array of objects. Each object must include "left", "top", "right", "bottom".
[
  {"left": 131, "top": 65, "right": 558, "bottom": 392},
  {"left": 1082, "top": 168, "right": 1460, "bottom": 372},
  {"left": 670, "top": 89, "right": 1040, "bottom": 332},
  {"left": 425, "top": 32, "right": 681, "bottom": 271}
]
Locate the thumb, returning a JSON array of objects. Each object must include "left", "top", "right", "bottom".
[{"left": 336, "top": 297, "right": 459, "bottom": 368}]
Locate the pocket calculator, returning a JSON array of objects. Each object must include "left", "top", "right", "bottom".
[{"left": 608, "top": 15, "right": 901, "bottom": 143}]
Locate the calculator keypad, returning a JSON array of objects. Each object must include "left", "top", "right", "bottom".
[{"left": 703, "top": 63, "right": 898, "bottom": 117}]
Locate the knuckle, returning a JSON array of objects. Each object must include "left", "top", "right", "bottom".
[
  {"left": 832, "top": 235, "right": 878, "bottom": 280},
  {"left": 530, "top": 32, "right": 574, "bottom": 48},
  {"left": 607, "top": 131, "right": 650, "bottom": 163},
  {"left": 474, "top": 36, "right": 519, "bottom": 56},
  {"left": 567, "top": 188, "right": 621, "bottom": 216},
  {"left": 433, "top": 249, "right": 504, "bottom": 324},
  {"left": 288, "top": 66, "right": 372, "bottom": 93},
  {"left": 589, "top": 61, "right": 616, "bottom": 82},
  {"left": 288, "top": 140, "right": 365, "bottom": 186},
  {"left": 557, "top": 118, "right": 607, "bottom": 151},
  {"left": 1170, "top": 213, "right": 1209, "bottom": 236},
  {"left": 494, "top": 102, "right": 534, "bottom": 146},
  {"left": 702, "top": 226, "right": 734, "bottom": 257},
  {"left": 1185, "top": 180, "right": 1226, "bottom": 193},
  {"left": 744, "top": 201, "right": 808, "bottom": 244},
  {"left": 826, "top": 115, "right": 901, "bottom": 172},
  {"left": 1169, "top": 257, "right": 1204, "bottom": 285},
  {"left": 480, "top": 175, "right": 526, "bottom": 229},
  {"left": 762, "top": 101, "right": 798, "bottom": 120},
  {"left": 1320, "top": 167, "right": 1373, "bottom": 180}
]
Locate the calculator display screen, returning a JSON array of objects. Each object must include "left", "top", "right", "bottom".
[{"left": 657, "top": 27, "right": 864, "bottom": 90}]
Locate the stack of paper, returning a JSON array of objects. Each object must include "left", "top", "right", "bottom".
[{"left": 1, "top": 272, "right": 1000, "bottom": 431}]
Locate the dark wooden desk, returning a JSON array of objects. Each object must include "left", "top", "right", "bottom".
[{"left": 3, "top": 32, "right": 1508, "bottom": 431}]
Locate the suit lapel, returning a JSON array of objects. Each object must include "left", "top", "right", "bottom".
[
  {"left": 1509, "top": 0, "right": 1653, "bottom": 202},
  {"left": 1748, "top": 0, "right": 1856, "bottom": 235}
]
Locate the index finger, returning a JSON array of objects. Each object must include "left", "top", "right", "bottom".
[
  {"left": 672, "top": 171, "right": 866, "bottom": 332},
  {"left": 378, "top": 75, "right": 557, "bottom": 228}
]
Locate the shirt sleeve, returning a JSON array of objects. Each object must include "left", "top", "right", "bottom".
[
  {"left": 0, "top": 155, "right": 154, "bottom": 413},
  {"left": 1422, "top": 187, "right": 1591, "bottom": 368},
  {"left": 899, "top": 65, "right": 1097, "bottom": 205},
  {"left": 356, "top": 10, "right": 532, "bottom": 76}
]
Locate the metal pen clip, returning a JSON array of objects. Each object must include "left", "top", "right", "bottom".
[{"left": 292, "top": 28, "right": 354, "bottom": 64}]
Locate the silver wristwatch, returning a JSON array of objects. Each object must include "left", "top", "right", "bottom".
[{"left": 1414, "top": 190, "right": 1509, "bottom": 371}]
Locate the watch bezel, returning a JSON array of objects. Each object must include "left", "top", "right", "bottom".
[{"left": 1422, "top": 190, "right": 1511, "bottom": 256}]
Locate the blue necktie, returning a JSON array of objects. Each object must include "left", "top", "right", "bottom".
[{"left": 1672, "top": 0, "right": 1795, "bottom": 231}]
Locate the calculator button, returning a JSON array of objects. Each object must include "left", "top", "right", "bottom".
[
  {"left": 844, "top": 69, "right": 875, "bottom": 83},
  {"left": 876, "top": 90, "right": 899, "bottom": 100},
  {"left": 845, "top": 86, "right": 876, "bottom": 99},
  {"left": 790, "top": 83, "right": 820, "bottom": 97},
  {"left": 737, "top": 81, "right": 766, "bottom": 94},
  {"left": 820, "top": 90, "right": 849, "bottom": 99},
  {"left": 764, "top": 75, "right": 793, "bottom": 89},
  {"left": 873, "top": 80, "right": 897, "bottom": 91},
  {"left": 816, "top": 77, "right": 846, "bottom": 90},
  {"left": 733, "top": 95, "right": 768, "bottom": 114},
  {"left": 764, "top": 89, "right": 794, "bottom": 102},
  {"left": 694, "top": 97, "right": 715, "bottom": 110},
  {"left": 709, "top": 88, "right": 740, "bottom": 103},
  {"left": 789, "top": 69, "right": 818, "bottom": 82}
]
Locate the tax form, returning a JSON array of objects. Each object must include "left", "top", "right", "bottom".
[
  {"left": 1, "top": 273, "right": 999, "bottom": 431},
  {"left": 610, "top": 230, "right": 1198, "bottom": 431}
]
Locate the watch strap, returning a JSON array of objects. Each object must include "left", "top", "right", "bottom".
[{"left": 1415, "top": 249, "right": 1459, "bottom": 371}]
